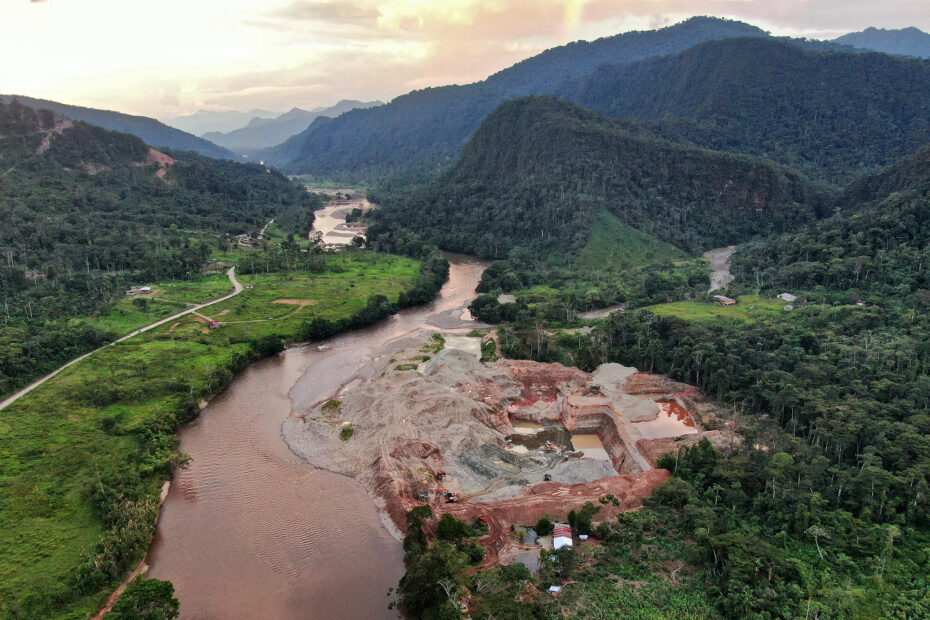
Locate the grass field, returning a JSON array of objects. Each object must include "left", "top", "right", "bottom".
[
  {"left": 578, "top": 210, "right": 688, "bottom": 271},
  {"left": 78, "top": 274, "right": 235, "bottom": 337},
  {"left": 0, "top": 249, "right": 420, "bottom": 619},
  {"left": 648, "top": 294, "right": 793, "bottom": 323}
]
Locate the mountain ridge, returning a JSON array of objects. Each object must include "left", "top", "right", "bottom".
[
  {"left": 834, "top": 26, "right": 930, "bottom": 58},
  {"left": 1, "top": 95, "right": 235, "bottom": 160},
  {"left": 563, "top": 36, "right": 930, "bottom": 183},
  {"left": 260, "top": 16, "right": 774, "bottom": 179},
  {"left": 368, "top": 96, "right": 828, "bottom": 260},
  {"left": 203, "top": 99, "right": 382, "bottom": 153}
]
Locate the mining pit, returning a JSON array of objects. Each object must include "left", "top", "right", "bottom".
[{"left": 282, "top": 332, "right": 733, "bottom": 567}]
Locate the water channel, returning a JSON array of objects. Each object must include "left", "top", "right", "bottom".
[{"left": 147, "top": 247, "right": 489, "bottom": 617}]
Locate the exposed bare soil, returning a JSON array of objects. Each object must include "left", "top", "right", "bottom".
[
  {"left": 272, "top": 298, "right": 318, "bottom": 307},
  {"left": 283, "top": 333, "right": 734, "bottom": 566}
]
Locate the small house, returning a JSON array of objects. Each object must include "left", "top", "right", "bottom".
[
  {"left": 209, "top": 320, "right": 221, "bottom": 329},
  {"left": 777, "top": 293, "right": 798, "bottom": 302},
  {"left": 553, "top": 523, "right": 573, "bottom": 550},
  {"left": 713, "top": 295, "right": 736, "bottom": 306},
  {"left": 138, "top": 286, "right": 152, "bottom": 294}
]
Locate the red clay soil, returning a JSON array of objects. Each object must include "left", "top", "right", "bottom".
[
  {"left": 507, "top": 360, "right": 589, "bottom": 402},
  {"left": 624, "top": 373, "right": 692, "bottom": 396},
  {"left": 637, "top": 431, "right": 736, "bottom": 467},
  {"left": 431, "top": 469, "right": 670, "bottom": 569},
  {"left": 146, "top": 148, "right": 175, "bottom": 179}
]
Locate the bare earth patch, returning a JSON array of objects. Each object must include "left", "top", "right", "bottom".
[
  {"left": 145, "top": 147, "right": 175, "bottom": 179},
  {"left": 272, "top": 298, "right": 318, "bottom": 307},
  {"left": 282, "top": 333, "right": 738, "bottom": 567}
]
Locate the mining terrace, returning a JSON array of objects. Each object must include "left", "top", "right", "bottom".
[{"left": 282, "top": 332, "right": 733, "bottom": 565}]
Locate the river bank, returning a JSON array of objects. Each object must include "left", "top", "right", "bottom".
[{"left": 145, "top": 253, "right": 489, "bottom": 619}]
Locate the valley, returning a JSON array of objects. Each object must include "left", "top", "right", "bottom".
[
  {"left": 4, "top": 11, "right": 930, "bottom": 620},
  {"left": 145, "top": 253, "right": 487, "bottom": 620}
]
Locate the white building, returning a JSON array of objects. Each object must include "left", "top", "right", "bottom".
[{"left": 552, "top": 523, "right": 572, "bottom": 550}]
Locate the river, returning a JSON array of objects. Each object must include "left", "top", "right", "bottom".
[{"left": 146, "top": 252, "right": 489, "bottom": 619}]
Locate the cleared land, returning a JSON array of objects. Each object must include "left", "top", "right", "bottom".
[
  {"left": 578, "top": 211, "right": 687, "bottom": 271},
  {"left": 78, "top": 274, "right": 235, "bottom": 337},
  {"left": 648, "top": 294, "right": 794, "bottom": 323},
  {"left": 0, "top": 250, "right": 420, "bottom": 619}
]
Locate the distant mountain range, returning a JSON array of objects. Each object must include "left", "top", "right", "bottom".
[
  {"left": 164, "top": 108, "right": 278, "bottom": 136},
  {"left": 834, "top": 26, "right": 930, "bottom": 58},
  {"left": 259, "top": 17, "right": 771, "bottom": 179},
  {"left": 0, "top": 95, "right": 235, "bottom": 159},
  {"left": 561, "top": 37, "right": 930, "bottom": 184},
  {"left": 259, "top": 16, "right": 918, "bottom": 181},
  {"left": 202, "top": 100, "right": 382, "bottom": 153}
]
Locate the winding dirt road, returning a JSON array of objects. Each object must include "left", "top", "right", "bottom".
[{"left": 0, "top": 267, "right": 243, "bottom": 412}]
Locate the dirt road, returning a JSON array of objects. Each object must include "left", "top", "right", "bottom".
[{"left": 0, "top": 267, "right": 243, "bottom": 412}]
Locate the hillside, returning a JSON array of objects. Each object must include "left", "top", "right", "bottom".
[
  {"left": 0, "top": 99, "right": 317, "bottom": 398},
  {"left": 733, "top": 143, "right": 930, "bottom": 300},
  {"left": 368, "top": 96, "right": 827, "bottom": 262},
  {"left": 261, "top": 17, "right": 770, "bottom": 179},
  {"left": 204, "top": 100, "right": 382, "bottom": 153},
  {"left": 834, "top": 26, "right": 930, "bottom": 58},
  {"left": 564, "top": 37, "right": 930, "bottom": 184},
  {"left": 1, "top": 95, "right": 235, "bottom": 160},
  {"left": 435, "top": 130, "right": 930, "bottom": 620}
]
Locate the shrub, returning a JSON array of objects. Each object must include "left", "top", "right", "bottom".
[
  {"left": 340, "top": 425, "right": 354, "bottom": 440},
  {"left": 437, "top": 513, "right": 469, "bottom": 542},
  {"left": 534, "top": 515, "right": 554, "bottom": 536},
  {"left": 104, "top": 577, "right": 179, "bottom": 619}
]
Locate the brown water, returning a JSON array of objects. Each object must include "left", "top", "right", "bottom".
[
  {"left": 570, "top": 433, "right": 610, "bottom": 460},
  {"left": 510, "top": 420, "right": 544, "bottom": 435},
  {"left": 147, "top": 253, "right": 488, "bottom": 619},
  {"left": 633, "top": 400, "right": 698, "bottom": 440}
]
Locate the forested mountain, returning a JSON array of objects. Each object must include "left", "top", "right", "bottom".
[
  {"left": 0, "top": 95, "right": 236, "bottom": 160},
  {"left": 0, "top": 100, "right": 317, "bottom": 397},
  {"left": 564, "top": 37, "right": 930, "bottom": 184},
  {"left": 733, "top": 142, "right": 930, "bottom": 302},
  {"left": 368, "top": 96, "right": 827, "bottom": 262},
  {"left": 204, "top": 100, "right": 382, "bottom": 152},
  {"left": 442, "top": 138, "right": 930, "bottom": 619},
  {"left": 261, "top": 17, "right": 770, "bottom": 179},
  {"left": 835, "top": 26, "right": 930, "bottom": 58},
  {"left": 569, "top": 142, "right": 930, "bottom": 617}
]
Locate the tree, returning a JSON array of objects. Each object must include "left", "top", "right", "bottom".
[
  {"left": 104, "top": 577, "right": 179, "bottom": 620},
  {"left": 398, "top": 542, "right": 467, "bottom": 617},
  {"left": 534, "top": 515, "right": 554, "bottom": 536},
  {"left": 437, "top": 513, "right": 468, "bottom": 542}
]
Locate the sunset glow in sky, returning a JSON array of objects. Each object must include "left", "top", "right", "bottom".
[{"left": 2, "top": 0, "right": 928, "bottom": 119}]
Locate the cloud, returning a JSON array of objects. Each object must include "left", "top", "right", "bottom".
[
  {"left": 4, "top": 0, "right": 930, "bottom": 118},
  {"left": 268, "top": 1, "right": 380, "bottom": 26}
]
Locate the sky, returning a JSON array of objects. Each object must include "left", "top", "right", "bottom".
[{"left": 2, "top": 0, "right": 928, "bottom": 120}]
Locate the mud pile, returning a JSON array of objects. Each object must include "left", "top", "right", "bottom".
[{"left": 282, "top": 333, "right": 733, "bottom": 555}]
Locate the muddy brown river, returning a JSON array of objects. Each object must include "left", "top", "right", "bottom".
[{"left": 146, "top": 253, "right": 488, "bottom": 619}]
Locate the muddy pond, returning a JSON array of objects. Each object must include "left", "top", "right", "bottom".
[{"left": 146, "top": 252, "right": 488, "bottom": 619}]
